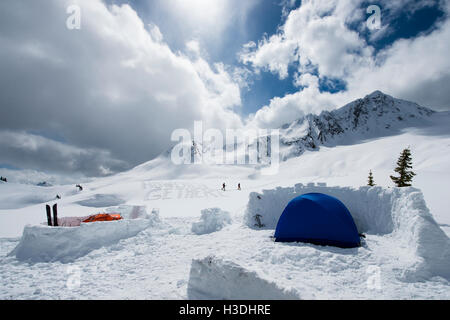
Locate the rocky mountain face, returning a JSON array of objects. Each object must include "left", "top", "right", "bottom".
[
  {"left": 155, "top": 91, "right": 436, "bottom": 167},
  {"left": 278, "top": 91, "right": 435, "bottom": 160}
]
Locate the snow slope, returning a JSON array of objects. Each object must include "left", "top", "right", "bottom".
[
  {"left": 3, "top": 118, "right": 448, "bottom": 238},
  {"left": 0, "top": 91, "right": 449, "bottom": 299}
]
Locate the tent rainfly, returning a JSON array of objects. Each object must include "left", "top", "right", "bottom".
[{"left": 274, "top": 193, "right": 361, "bottom": 248}]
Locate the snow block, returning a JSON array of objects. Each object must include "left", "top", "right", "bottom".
[
  {"left": 191, "top": 208, "right": 232, "bottom": 235},
  {"left": 9, "top": 206, "right": 159, "bottom": 263},
  {"left": 245, "top": 185, "right": 450, "bottom": 280},
  {"left": 187, "top": 256, "right": 300, "bottom": 300}
]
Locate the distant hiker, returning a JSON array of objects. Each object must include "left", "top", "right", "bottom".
[
  {"left": 56, "top": 195, "right": 61, "bottom": 200},
  {"left": 76, "top": 184, "right": 83, "bottom": 191},
  {"left": 222, "top": 183, "right": 226, "bottom": 191},
  {"left": 238, "top": 183, "right": 241, "bottom": 191}
]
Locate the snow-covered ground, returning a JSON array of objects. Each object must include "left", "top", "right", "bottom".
[
  {"left": 0, "top": 111, "right": 449, "bottom": 300},
  {"left": 1, "top": 205, "right": 448, "bottom": 300}
]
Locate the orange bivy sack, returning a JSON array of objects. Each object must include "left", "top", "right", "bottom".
[{"left": 83, "top": 213, "right": 123, "bottom": 223}]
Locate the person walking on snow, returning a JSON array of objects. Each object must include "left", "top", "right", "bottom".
[
  {"left": 222, "top": 183, "right": 226, "bottom": 191},
  {"left": 238, "top": 183, "right": 241, "bottom": 191}
]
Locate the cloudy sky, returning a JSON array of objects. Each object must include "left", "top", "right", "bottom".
[{"left": 0, "top": 0, "right": 449, "bottom": 181}]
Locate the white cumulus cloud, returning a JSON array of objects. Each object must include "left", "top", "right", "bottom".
[
  {"left": 0, "top": 0, "right": 244, "bottom": 176},
  {"left": 243, "top": 0, "right": 450, "bottom": 129}
]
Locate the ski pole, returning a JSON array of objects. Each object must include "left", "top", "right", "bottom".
[
  {"left": 46, "top": 205, "right": 52, "bottom": 226},
  {"left": 52, "top": 203, "right": 58, "bottom": 227}
]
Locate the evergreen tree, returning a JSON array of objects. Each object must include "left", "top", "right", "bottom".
[
  {"left": 368, "top": 170, "right": 375, "bottom": 187},
  {"left": 390, "top": 147, "right": 416, "bottom": 187}
]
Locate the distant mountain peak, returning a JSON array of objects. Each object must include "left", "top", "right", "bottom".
[
  {"left": 366, "top": 90, "right": 387, "bottom": 98},
  {"left": 150, "top": 92, "right": 436, "bottom": 168},
  {"left": 279, "top": 92, "right": 435, "bottom": 160}
]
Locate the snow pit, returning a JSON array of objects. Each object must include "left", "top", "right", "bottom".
[
  {"left": 76, "top": 194, "right": 124, "bottom": 207},
  {"left": 9, "top": 206, "right": 159, "bottom": 263},
  {"left": 244, "top": 185, "right": 450, "bottom": 280},
  {"left": 187, "top": 256, "right": 300, "bottom": 300},
  {"left": 105, "top": 205, "right": 159, "bottom": 221},
  {"left": 191, "top": 208, "right": 232, "bottom": 235}
]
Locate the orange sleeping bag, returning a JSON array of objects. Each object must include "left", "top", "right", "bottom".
[{"left": 83, "top": 213, "right": 122, "bottom": 223}]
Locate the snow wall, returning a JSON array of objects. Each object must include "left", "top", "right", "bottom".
[
  {"left": 187, "top": 256, "right": 300, "bottom": 300},
  {"left": 9, "top": 206, "right": 160, "bottom": 263},
  {"left": 191, "top": 208, "right": 232, "bottom": 235},
  {"left": 244, "top": 184, "right": 450, "bottom": 280}
]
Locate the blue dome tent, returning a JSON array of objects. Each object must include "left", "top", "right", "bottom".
[{"left": 274, "top": 193, "right": 361, "bottom": 248}]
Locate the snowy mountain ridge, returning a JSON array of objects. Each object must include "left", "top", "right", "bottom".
[
  {"left": 138, "top": 90, "right": 438, "bottom": 174},
  {"left": 278, "top": 90, "right": 435, "bottom": 160}
]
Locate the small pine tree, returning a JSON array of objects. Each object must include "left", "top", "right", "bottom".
[
  {"left": 368, "top": 170, "right": 375, "bottom": 187},
  {"left": 390, "top": 147, "right": 416, "bottom": 187}
]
